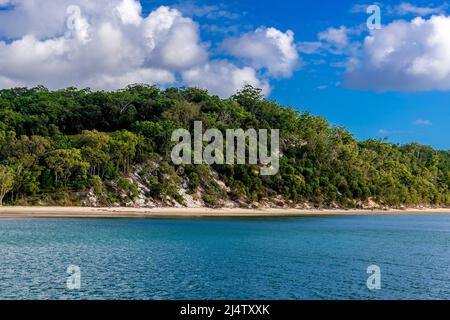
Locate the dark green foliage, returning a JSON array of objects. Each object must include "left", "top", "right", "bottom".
[
  {"left": 0, "top": 84, "right": 448, "bottom": 207},
  {"left": 117, "top": 178, "right": 139, "bottom": 199}
]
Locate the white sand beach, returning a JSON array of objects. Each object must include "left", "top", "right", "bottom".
[{"left": 0, "top": 206, "right": 450, "bottom": 219}]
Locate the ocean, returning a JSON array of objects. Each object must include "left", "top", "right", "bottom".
[{"left": 1, "top": 215, "right": 449, "bottom": 300}]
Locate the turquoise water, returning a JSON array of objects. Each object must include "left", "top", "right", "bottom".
[{"left": 1, "top": 215, "right": 450, "bottom": 300}]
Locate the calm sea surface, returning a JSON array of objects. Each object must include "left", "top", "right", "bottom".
[{"left": 0, "top": 215, "right": 450, "bottom": 300}]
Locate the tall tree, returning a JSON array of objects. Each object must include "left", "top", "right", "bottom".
[
  {"left": 45, "top": 149, "right": 89, "bottom": 187},
  {"left": 0, "top": 165, "right": 15, "bottom": 206}
]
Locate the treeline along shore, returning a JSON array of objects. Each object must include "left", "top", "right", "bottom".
[{"left": 0, "top": 85, "right": 449, "bottom": 210}]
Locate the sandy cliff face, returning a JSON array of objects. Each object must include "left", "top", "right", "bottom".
[
  {"left": 77, "top": 170, "right": 394, "bottom": 210},
  {"left": 15, "top": 164, "right": 444, "bottom": 210}
]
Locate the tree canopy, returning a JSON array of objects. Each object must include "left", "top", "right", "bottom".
[{"left": 0, "top": 84, "right": 448, "bottom": 208}]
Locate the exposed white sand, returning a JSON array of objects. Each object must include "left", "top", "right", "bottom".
[{"left": 0, "top": 206, "right": 450, "bottom": 219}]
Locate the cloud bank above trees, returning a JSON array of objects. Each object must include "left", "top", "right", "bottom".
[
  {"left": 0, "top": 0, "right": 450, "bottom": 96},
  {"left": 0, "top": 0, "right": 298, "bottom": 97}
]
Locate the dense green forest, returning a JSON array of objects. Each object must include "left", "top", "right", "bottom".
[{"left": 0, "top": 84, "right": 449, "bottom": 208}]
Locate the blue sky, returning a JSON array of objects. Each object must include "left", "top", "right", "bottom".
[
  {"left": 145, "top": 0, "right": 450, "bottom": 149},
  {"left": 0, "top": 0, "right": 449, "bottom": 149}
]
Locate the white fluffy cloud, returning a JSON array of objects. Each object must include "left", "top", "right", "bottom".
[
  {"left": 142, "top": 6, "right": 208, "bottom": 70},
  {"left": 344, "top": 15, "right": 450, "bottom": 91},
  {"left": 0, "top": 2, "right": 206, "bottom": 90},
  {"left": 182, "top": 60, "right": 270, "bottom": 98},
  {"left": 0, "top": 0, "right": 299, "bottom": 97},
  {"left": 318, "top": 26, "right": 349, "bottom": 52},
  {"left": 221, "top": 27, "right": 300, "bottom": 77},
  {"left": 298, "top": 26, "right": 358, "bottom": 56},
  {"left": 114, "top": 0, "right": 143, "bottom": 26}
]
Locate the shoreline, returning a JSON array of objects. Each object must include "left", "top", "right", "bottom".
[{"left": 1, "top": 206, "right": 450, "bottom": 219}]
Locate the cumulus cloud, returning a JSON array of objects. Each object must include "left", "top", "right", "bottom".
[
  {"left": 344, "top": 15, "right": 450, "bottom": 92},
  {"left": 221, "top": 27, "right": 300, "bottom": 77},
  {"left": 141, "top": 6, "right": 208, "bottom": 70},
  {"left": 182, "top": 60, "right": 270, "bottom": 98},
  {"left": 0, "top": 0, "right": 101, "bottom": 39},
  {"left": 0, "top": 2, "right": 208, "bottom": 90},
  {"left": 114, "top": 0, "right": 143, "bottom": 26},
  {"left": 298, "top": 26, "right": 360, "bottom": 56},
  {"left": 318, "top": 26, "right": 349, "bottom": 51},
  {"left": 0, "top": 0, "right": 299, "bottom": 97}
]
